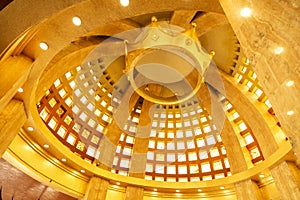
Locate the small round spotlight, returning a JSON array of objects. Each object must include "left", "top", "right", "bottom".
[
  {"left": 240, "top": 7, "right": 252, "bottom": 17},
  {"left": 39, "top": 42, "right": 49, "bottom": 50}
]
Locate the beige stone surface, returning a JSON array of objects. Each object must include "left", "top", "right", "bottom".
[
  {"left": 235, "top": 179, "right": 262, "bottom": 200},
  {"left": 270, "top": 161, "right": 300, "bottom": 199},
  {"left": 219, "top": 0, "right": 300, "bottom": 162},
  {"left": 83, "top": 176, "right": 109, "bottom": 200},
  {"left": 0, "top": 55, "right": 32, "bottom": 113},
  {"left": 0, "top": 99, "right": 27, "bottom": 157},
  {"left": 125, "top": 185, "right": 144, "bottom": 200}
]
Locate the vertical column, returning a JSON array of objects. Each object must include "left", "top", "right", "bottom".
[
  {"left": 0, "top": 55, "right": 32, "bottom": 112},
  {"left": 197, "top": 86, "right": 261, "bottom": 199},
  {"left": 222, "top": 120, "right": 262, "bottom": 200},
  {"left": 126, "top": 84, "right": 161, "bottom": 200},
  {"left": 83, "top": 176, "right": 109, "bottom": 200},
  {"left": 221, "top": 74, "right": 300, "bottom": 199},
  {"left": 270, "top": 161, "right": 300, "bottom": 199},
  {"left": 235, "top": 179, "right": 263, "bottom": 200},
  {"left": 97, "top": 90, "right": 139, "bottom": 169},
  {"left": 219, "top": 0, "right": 300, "bottom": 162},
  {"left": 97, "top": 121, "right": 124, "bottom": 169},
  {"left": 123, "top": 100, "right": 151, "bottom": 200},
  {"left": 0, "top": 99, "right": 27, "bottom": 157},
  {"left": 129, "top": 100, "right": 153, "bottom": 178},
  {"left": 124, "top": 186, "right": 144, "bottom": 200},
  {"left": 286, "top": 161, "right": 300, "bottom": 188}
]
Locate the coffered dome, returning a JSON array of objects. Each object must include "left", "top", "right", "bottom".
[{"left": 0, "top": 1, "right": 299, "bottom": 200}]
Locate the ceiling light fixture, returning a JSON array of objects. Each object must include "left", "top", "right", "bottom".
[
  {"left": 220, "top": 186, "right": 225, "bottom": 190},
  {"left": 286, "top": 80, "right": 294, "bottom": 87},
  {"left": 198, "top": 189, "right": 202, "bottom": 192},
  {"left": 72, "top": 16, "right": 82, "bottom": 26},
  {"left": 176, "top": 190, "right": 180, "bottom": 193},
  {"left": 116, "top": 182, "right": 121, "bottom": 185},
  {"left": 120, "top": 0, "right": 129, "bottom": 7},
  {"left": 80, "top": 169, "right": 85, "bottom": 173},
  {"left": 43, "top": 144, "right": 49, "bottom": 148},
  {"left": 27, "top": 126, "right": 34, "bottom": 131},
  {"left": 259, "top": 174, "right": 265, "bottom": 178},
  {"left": 245, "top": 58, "right": 250, "bottom": 65},
  {"left": 287, "top": 110, "right": 294, "bottom": 116},
  {"left": 61, "top": 158, "right": 67, "bottom": 162},
  {"left": 17, "top": 88, "right": 24, "bottom": 93},
  {"left": 153, "top": 188, "right": 157, "bottom": 191},
  {"left": 39, "top": 42, "right": 49, "bottom": 50},
  {"left": 274, "top": 46, "right": 284, "bottom": 55},
  {"left": 240, "top": 7, "right": 252, "bottom": 17}
]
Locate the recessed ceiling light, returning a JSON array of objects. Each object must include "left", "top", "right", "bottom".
[
  {"left": 120, "top": 0, "right": 129, "bottom": 7},
  {"left": 113, "top": 185, "right": 118, "bottom": 189},
  {"left": 176, "top": 190, "right": 180, "bottom": 193},
  {"left": 274, "top": 46, "right": 284, "bottom": 55},
  {"left": 198, "top": 189, "right": 202, "bottom": 192},
  {"left": 39, "top": 42, "right": 49, "bottom": 50},
  {"left": 220, "top": 186, "right": 225, "bottom": 190},
  {"left": 116, "top": 182, "right": 121, "bottom": 185},
  {"left": 245, "top": 58, "right": 250, "bottom": 65},
  {"left": 80, "top": 169, "right": 85, "bottom": 173},
  {"left": 43, "top": 144, "right": 49, "bottom": 148},
  {"left": 240, "top": 7, "right": 252, "bottom": 17},
  {"left": 27, "top": 126, "right": 34, "bottom": 131},
  {"left": 72, "top": 16, "right": 82, "bottom": 26},
  {"left": 61, "top": 158, "right": 67, "bottom": 162},
  {"left": 259, "top": 174, "right": 265, "bottom": 178},
  {"left": 287, "top": 110, "right": 294, "bottom": 115},
  {"left": 286, "top": 80, "right": 295, "bottom": 87},
  {"left": 25, "top": 145, "right": 31, "bottom": 150},
  {"left": 18, "top": 88, "right": 24, "bottom": 93},
  {"left": 153, "top": 188, "right": 157, "bottom": 191}
]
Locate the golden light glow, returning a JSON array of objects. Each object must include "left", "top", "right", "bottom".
[
  {"left": 80, "top": 169, "right": 85, "bottom": 173},
  {"left": 61, "top": 158, "right": 67, "bottom": 162},
  {"left": 287, "top": 110, "right": 294, "bottom": 116},
  {"left": 286, "top": 80, "right": 294, "bottom": 87},
  {"left": 274, "top": 46, "right": 284, "bottom": 55},
  {"left": 27, "top": 126, "right": 34, "bottom": 131},
  {"left": 259, "top": 174, "right": 265, "bottom": 178},
  {"left": 176, "top": 189, "right": 180, "bottom": 192},
  {"left": 240, "top": 7, "right": 252, "bottom": 17},
  {"left": 220, "top": 186, "right": 225, "bottom": 190},
  {"left": 120, "top": 0, "right": 129, "bottom": 7},
  {"left": 39, "top": 42, "right": 49, "bottom": 50},
  {"left": 72, "top": 16, "right": 82, "bottom": 26},
  {"left": 245, "top": 58, "right": 250, "bottom": 65},
  {"left": 43, "top": 144, "right": 49, "bottom": 148},
  {"left": 17, "top": 88, "right": 24, "bottom": 93}
]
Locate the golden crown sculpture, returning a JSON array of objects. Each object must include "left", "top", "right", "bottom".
[{"left": 124, "top": 16, "right": 214, "bottom": 105}]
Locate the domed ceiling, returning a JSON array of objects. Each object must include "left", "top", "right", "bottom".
[{"left": 35, "top": 11, "right": 273, "bottom": 183}]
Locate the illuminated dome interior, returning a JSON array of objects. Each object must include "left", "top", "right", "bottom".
[
  {"left": 37, "top": 15, "right": 271, "bottom": 183},
  {"left": 1, "top": 1, "right": 299, "bottom": 200}
]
